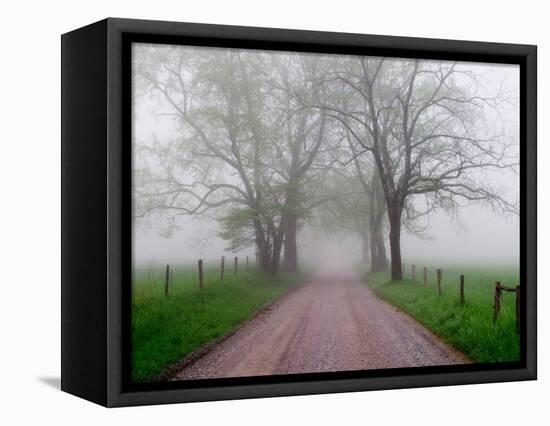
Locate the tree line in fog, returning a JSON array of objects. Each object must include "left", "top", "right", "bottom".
[{"left": 133, "top": 46, "right": 518, "bottom": 280}]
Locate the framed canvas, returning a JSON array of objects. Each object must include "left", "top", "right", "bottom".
[{"left": 61, "top": 18, "right": 537, "bottom": 407}]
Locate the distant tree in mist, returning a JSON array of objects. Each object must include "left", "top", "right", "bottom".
[
  {"left": 315, "top": 57, "right": 518, "bottom": 280},
  {"left": 266, "top": 54, "right": 335, "bottom": 273},
  {"left": 134, "top": 47, "right": 284, "bottom": 272},
  {"left": 133, "top": 46, "right": 333, "bottom": 274},
  {"left": 315, "top": 169, "right": 387, "bottom": 272},
  {"left": 133, "top": 45, "right": 518, "bottom": 280}
]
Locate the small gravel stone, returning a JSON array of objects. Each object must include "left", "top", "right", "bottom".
[{"left": 174, "top": 273, "right": 470, "bottom": 380}]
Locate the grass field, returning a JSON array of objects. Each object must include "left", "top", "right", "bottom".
[
  {"left": 132, "top": 263, "right": 304, "bottom": 382},
  {"left": 365, "top": 264, "right": 520, "bottom": 363}
]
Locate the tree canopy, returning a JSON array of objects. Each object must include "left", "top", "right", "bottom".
[{"left": 133, "top": 44, "right": 519, "bottom": 279}]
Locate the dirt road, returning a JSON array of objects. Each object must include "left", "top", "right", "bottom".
[{"left": 173, "top": 273, "right": 469, "bottom": 380}]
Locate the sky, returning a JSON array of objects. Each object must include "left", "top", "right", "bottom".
[{"left": 132, "top": 43, "right": 520, "bottom": 270}]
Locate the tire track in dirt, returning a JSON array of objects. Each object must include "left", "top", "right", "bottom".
[{"left": 172, "top": 272, "right": 469, "bottom": 380}]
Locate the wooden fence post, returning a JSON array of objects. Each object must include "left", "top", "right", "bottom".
[
  {"left": 412, "top": 264, "right": 416, "bottom": 281},
  {"left": 423, "top": 267, "right": 428, "bottom": 286},
  {"left": 164, "top": 264, "right": 170, "bottom": 297},
  {"left": 460, "top": 275, "right": 465, "bottom": 305},
  {"left": 246, "top": 255, "right": 249, "bottom": 272},
  {"left": 220, "top": 256, "right": 225, "bottom": 281},
  {"left": 234, "top": 256, "right": 238, "bottom": 275},
  {"left": 256, "top": 252, "right": 258, "bottom": 268},
  {"left": 198, "top": 259, "right": 203, "bottom": 289},
  {"left": 437, "top": 269, "right": 442, "bottom": 295},
  {"left": 493, "top": 282, "right": 502, "bottom": 323},
  {"left": 402, "top": 263, "right": 405, "bottom": 276},
  {"left": 515, "top": 285, "right": 520, "bottom": 334}
]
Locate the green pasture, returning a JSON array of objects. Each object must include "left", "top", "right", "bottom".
[
  {"left": 366, "top": 264, "right": 520, "bottom": 363},
  {"left": 132, "top": 262, "right": 303, "bottom": 382}
]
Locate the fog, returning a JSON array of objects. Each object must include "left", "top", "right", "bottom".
[
  {"left": 134, "top": 203, "right": 518, "bottom": 268},
  {"left": 132, "top": 43, "right": 519, "bottom": 272}
]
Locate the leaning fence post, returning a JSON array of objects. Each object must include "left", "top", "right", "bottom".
[
  {"left": 246, "top": 255, "right": 249, "bottom": 272},
  {"left": 234, "top": 256, "right": 238, "bottom": 275},
  {"left": 412, "top": 264, "right": 416, "bottom": 281},
  {"left": 493, "top": 281, "right": 502, "bottom": 323},
  {"left": 220, "top": 256, "right": 225, "bottom": 281},
  {"left": 423, "top": 267, "right": 428, "bottom": 286},
  {"left": 515, "top": 285, "right": 520, "bottom": 334},
  {"left": 164, "top": 264, "right": 170, "bottom": 297},
  {"left": 198, "top": 259, "right": 203, "bottom": 289},
  {"left": 437, "top": 269, "right": 442, "bottom": 295},
  {"left": 460, "top": 275, "right": 465, "bottom": 305}
]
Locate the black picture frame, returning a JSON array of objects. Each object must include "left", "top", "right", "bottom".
[{"left": 61, "top": 17, "right": 537, "bottom": 407}]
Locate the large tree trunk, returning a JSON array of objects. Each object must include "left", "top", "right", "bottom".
[
  {"left": 375, "top": 231, "right": 388, "bottom": 271},
  {"left": 387, "top": 198, "right": 403, "bottom": 281},
  {"left": 369, "top": 231, "right": 381, "bottom": 272},
  {"left": 256, "top": 243, "right": 271, "bottom": 273},
  {"left": 369, "top": 228, "right": 387, "bottom": 272},
  {"left": 253, "top": 218, "right": 272, "bottom": 273},
  {"left": 271, "top": 236, "right": 283, "bottom": 274},
  {"left": 372, "top": 170, "right": 388, "bottom": 272},
  {"left": 368, "top": 202, "right": 385, "bottom": 273},
  {"left": 282, "top": 216, "right": 298, "bottom": 272},
  {"left": 281, "top": 184, "right": 299, "bottom": 273}
]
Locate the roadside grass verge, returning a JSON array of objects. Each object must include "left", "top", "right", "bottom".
[
  {"left": 366, "top": 265, "right": 520, "bottom": 363},
  {"left": 132, "top": 265, "right": 304, "bottom": 382}
]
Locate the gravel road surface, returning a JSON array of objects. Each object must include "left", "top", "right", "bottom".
[{"left": 173, "top": 273, "right": 469, "bottom": 380}]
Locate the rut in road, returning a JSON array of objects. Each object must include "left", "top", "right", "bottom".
[{"left": 173, "top": 273, "right": 469, "bottom": 380}]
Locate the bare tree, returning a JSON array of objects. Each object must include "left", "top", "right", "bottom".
[
  {"left": 348, "top": 140, "right": 389, "bottom": 272},
  {"left": 318, "top": 57, "right": 518, "bottom": 280},
  {"left": 319, "top": 130, "right": 388, "bottom": 272},
  {"left": 133, "top": 45, "right": 517, "bottom": 280},
  {"left": 316, "top": 171, "right": 378, "bottom": 268},
  {"left": 266, "top": 54, "right": 332, "bottom": 272},
  {"left": 133, "top": 46, "right": 288, "bottom": 273}
]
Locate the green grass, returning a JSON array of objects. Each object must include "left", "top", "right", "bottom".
[
  {"left": 132, "top": 264, "right": 303, "bottom": 382},
  {"left": 365, "top": 264, "right": 520, "bottom": 363}
]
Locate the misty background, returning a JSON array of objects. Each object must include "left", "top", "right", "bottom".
[{"left": 132, "top": 44, "right": 519, "bottom": 271}]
